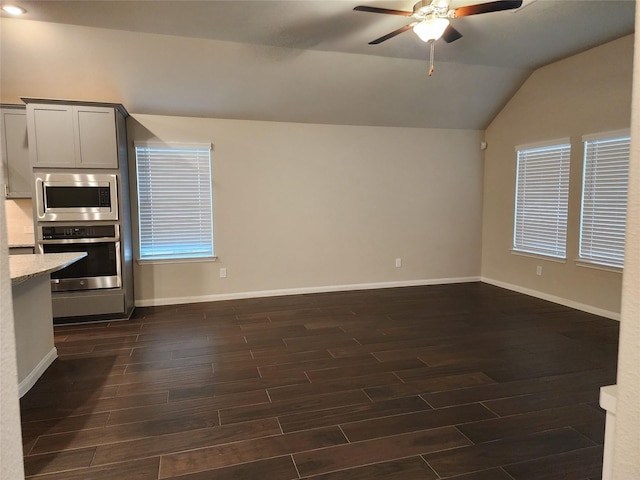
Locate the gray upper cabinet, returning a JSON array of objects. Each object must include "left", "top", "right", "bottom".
[
  {"left": 1, "top": 106, "right": 31, "bottom": 198},
  {"left": 27, "top": 103, "right": 118, "bottom": 169}
]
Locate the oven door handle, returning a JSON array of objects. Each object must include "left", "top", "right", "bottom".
[{"left": 39, "top": 237, "right": 120, "bottom": 245}]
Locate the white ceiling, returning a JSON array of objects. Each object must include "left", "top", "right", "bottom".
[{"left": 4, "top": 0, "right": 636, "bottom": 129}]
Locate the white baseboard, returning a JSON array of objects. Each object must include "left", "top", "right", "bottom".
[
  {"left": 135, "top": 276, "right": 482, "bottom": 308},
  {"left": 18, "top": 347, "right": 57, "bottom": 398},
  {"left": 481, "top": 276, "right": 620, "bottom": 321}
]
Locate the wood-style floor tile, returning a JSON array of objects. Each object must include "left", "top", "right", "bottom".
[
  {"left": 278, "top": 395, "right": 431, "bottom": 433},
  {"left": 293, "top": 427, "right": 470, "bottom": 477},
  {"left": 304, "top": 357, "right": 427, "bottom": 381},
  {"left": 363, "top": 371, "right": 496, "bottom": 401},
  {"left": 421, "top": 376, "right": 564, "bottom": 409},
  {"left": 298, "top": 456, "right": 438, "bottom": 480},
  {"left": 503, "top": 445, "right": 604, "bottom": 480},
  {"left": 166, "top": 374, "right": 309, "bottom": 402},
  {"left": 21, "top": 391, "right": 169, "bottom": 423},
  {"left": 219, "top": 389, "right": 371, "bottom": 425},
  {"left": 20, "top": 283, "right": 618, "bottom": 479},
  {"left": 340, "top": 403, "right": 497, "bottom": 442},
  {"left": 267, "top": 372, "right": 401, "bottom": 402},
  {"left": 423, "top": 428, "right": 595, "bottom": 478},
  {"left": 92, "top": 418, "right": 281, "bottom": 466},
  {"left": 106, "top": 390, "right": 269, "bottom": 426},
  {"left": 481, "top": 385, "right": 601, "bottom": 416},
  {"left": 24, "top": 457, "right": 160, "bottom": 480},
  {"left": 30, "top": 408, "right": 219, "bottom": 455},
  {"left": 436, "top": 468, "right": 515, "bottom": 480},
  {"left": 161, "top": 456, "right": 299, "bottom": 480},
  {"left": 21, "top": 412, "right": 111, "bottom": 448},
  {"left": 573, "top": 415, "right": 607, "bottom": 444},
  {"left": 159, "top": 426, "right": 347, "bottom": 478},
  {"left": 258, "top": 353, "right": 379, "bottom": 379},
  {"left": 457, "top": 404, "right": 604, "bottom": 443},
  {"left": 23, "top": 447, "right": 96, "bottom": 476}
]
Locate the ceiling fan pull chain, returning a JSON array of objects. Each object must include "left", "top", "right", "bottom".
[{"left": 428, "top": 39, "right": 435, "bottom": 76}]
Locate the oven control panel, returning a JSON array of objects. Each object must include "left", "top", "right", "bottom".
[{"left": 41, "top": 225, "right": 118, "bottom": 240}]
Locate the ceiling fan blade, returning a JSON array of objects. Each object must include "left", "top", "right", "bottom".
[
  {"left": 369, "top": 23, "right": 415, "bottom": 44},
  {"left": 442, "top": 25, "right": 463, "bottom": 43},
  {"left": 354, "top": 5, "right": 414, "bottom": 16},
  {"left": 453, "top": 0, "right": 523, "bottom": 17}
]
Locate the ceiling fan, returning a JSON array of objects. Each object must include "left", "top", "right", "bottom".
[{"left": 354, "top": 0, "right": 523, "bottom": 75}]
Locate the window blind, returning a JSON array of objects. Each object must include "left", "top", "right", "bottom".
[
  {"left": 135, "top": 144, "right": 214, "bottom": 260},
  {"left": 579, "top": 132, "right": 630, "bottom": 268},
  {"left": 513, "top": 141, "right": 571, "bottom": 259}
]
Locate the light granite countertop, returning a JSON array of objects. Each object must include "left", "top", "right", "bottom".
[{"left": 10, "top": 253, "right": 87, "bottom": 285}]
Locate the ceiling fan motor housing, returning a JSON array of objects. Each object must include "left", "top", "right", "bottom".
[{"left": 413, "top": 0, "right": 452, "bottom": 19}]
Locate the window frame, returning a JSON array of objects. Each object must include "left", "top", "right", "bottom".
[
  {"left": 578, "top": 129, "right": 630, "bottom": 270},
  {"left": 512, "top": 138, "right": 571, "bottom": 260},
  {"left": 134, "top": 142, "right": 215, "bottom": 264}
]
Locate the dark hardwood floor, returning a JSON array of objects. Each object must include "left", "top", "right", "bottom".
[{"left": 20, "top": 282, "right": 619, "bottom": 479}]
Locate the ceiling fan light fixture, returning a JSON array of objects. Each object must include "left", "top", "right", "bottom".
[
  {"left": 413, "top": 16, "right": 449, "bottom": 42},
  {"left": 2, "top": 4, "right": 26, "bottom": 15}
]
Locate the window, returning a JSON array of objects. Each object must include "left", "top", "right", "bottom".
[
  {"left": 135, "top": 143, "right": 214, "bottom": 261},
  {"left": 513, "top": 139, "right": 571, "bottom": 259},
  {"left": 579, "top": 131, "right": 630, "bottom": 269}
]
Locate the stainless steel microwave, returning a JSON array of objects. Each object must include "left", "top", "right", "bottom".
[{"left": 35, "top": 172, "right": 119, "bottom": 221}]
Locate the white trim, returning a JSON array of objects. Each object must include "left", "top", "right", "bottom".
[
  {"left": 136, "top": 256, "right": 218, "bottom": 265},
  {"left": 575, "top": 259, "right": 622, "bottom": 274},
  {"left": 515, "top": 137, "right": 570, "bottom": 152},
  {"left": 511, "top": 249, "right": 567, "bottom": 263},
  {"left": 134, "top": 277, "right": 481, "bottom": 307},
  {"left": 18, "top": 347, "right": 57, "bottom": 398},
  {"left": 481, "top": 276, "right": 620, "bottom": 321},
  {"left": 600, "top": 384, "right": 618, "bottom": 480},
  {"left": 582, "top": 129, "right": 630, "bottom": 142}
]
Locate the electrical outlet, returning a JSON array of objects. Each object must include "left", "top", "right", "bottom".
[
  {"left": 219, "top": 267, "right": 227, "bottom": 278},
  {"left": 536, "top": 265, "right": 542, "bottom": 276},
  {"left": 395, "top": 258, "right": 402, "bottom": 268}
]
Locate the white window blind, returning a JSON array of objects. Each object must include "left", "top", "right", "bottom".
[
  {"left": 135, "top": 144, "right": 214, "bottom": 261},
  {"left": 513, "top": 140, "right": 571, "bottom": 259},
  {"left": 579, "top": 132, "right": 630, "bottom": 268}
]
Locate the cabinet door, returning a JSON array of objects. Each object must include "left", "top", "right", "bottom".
[
  {"left": 74, "top": 106, "right": 118, "bottom": 168},
  {"left": 27, "top": 104, "right": 76, "bottom": 168},
  {"left": 1, "top": 108, "right": 31, "bottom": 197}
]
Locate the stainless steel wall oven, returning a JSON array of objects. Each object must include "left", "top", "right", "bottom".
[{"left": 38, "top": 225, "right": 121, "bottom": 292}]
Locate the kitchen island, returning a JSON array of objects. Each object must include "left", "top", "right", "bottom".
[{"left": 10, "top": 252, "right": 86, "bottom": 396}]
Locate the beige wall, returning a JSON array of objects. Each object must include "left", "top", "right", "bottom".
[
  {"left": 481, "top": 35, "right": 634, "bottom": 319},
  {"left": 129, "top": 115, "right": 484, "bottom": 305}
]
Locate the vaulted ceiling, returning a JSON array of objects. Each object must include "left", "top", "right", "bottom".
[{"left": 1, "top": 0, "right": 635, "bottom": 128}]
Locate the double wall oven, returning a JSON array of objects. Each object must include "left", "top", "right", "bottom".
[
  {"left": 35, "top": 172, "right": 120, "bottom": 292},
  {"left": 34, "top": 172, "right": 134, "bottom": 323}
]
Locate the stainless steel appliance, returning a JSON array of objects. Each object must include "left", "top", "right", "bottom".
[
  {"left": 35, "top": 219, "right": 133, "bottom": 323},
  {"left": 34, "top": 172, "right": 118, "bottom": 221},
  {"left": 38, "top": 224, "right": 121, "bottom": 291},
  {"left": 27, "top": 99, "right": 134, "bottom": 324}
]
